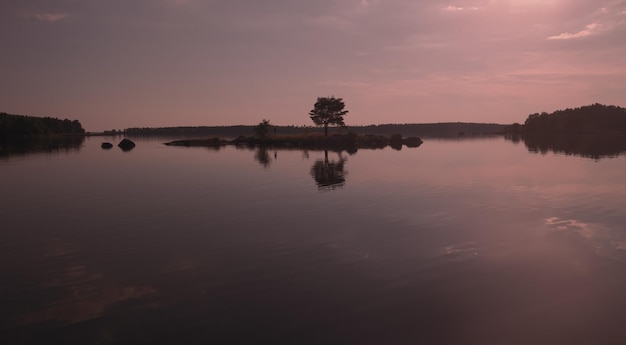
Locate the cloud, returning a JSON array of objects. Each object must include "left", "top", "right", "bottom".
[
  {"left": 547, "top": 1, "right": 626, "bottom": 40},
  {"left": 445, "top": 5, "right": 464, "bottom": 11},
  {"left": 547, "top": 22, "right": 603, "bottom": 40},
  {"left": 161, "top": 0, "right": 194, "bottom": 5},
  {"left": 444, "top": 5, "right": 479, "bottom": 12},
  {"left": 25, "top": 12, "right": 70, "bottom": 22}
]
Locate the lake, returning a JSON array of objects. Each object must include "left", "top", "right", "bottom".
[{"left": 2, "top": 135, "right": 626, "bottom": 344}]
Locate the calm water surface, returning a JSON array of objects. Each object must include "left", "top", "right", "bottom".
[{"left": 2, "top": 136, "right": 626, "bottom": 344}]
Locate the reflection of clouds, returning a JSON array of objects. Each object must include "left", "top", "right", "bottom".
[
  {"left": 45, "top": 237, "right": 75, "bottom": 257},
  {"left": 19, "top": 239, "right": 157, "bottom": 326},
  {"left": 545, "top": 217, "right": 608, "bottom": 239},
  {"left": 545, "top": 217, "right": 626, "bottom": 260},
  {"left": 325, "top": 241, "right": 371, "bottom": 261},
  {"left": 164, "top": 259, "right": 196, "bottom": 272},
  {"left": 442, "top": 241, "right": 479, "bottom": 262},
  {"left": 20, "top": 265, "right": 157, "bottom": 326}
]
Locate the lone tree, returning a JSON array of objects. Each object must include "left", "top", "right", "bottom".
[
  {"left": 254, "top": 119, "right": 271, "bottom": 139},
  {"left": 309, "top": 96, "right": 349, "bottom": 136}
]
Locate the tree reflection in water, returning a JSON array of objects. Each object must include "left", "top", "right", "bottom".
[
  {"left": 0, "top": 135, "right": 85, "bottom": 159},
  {"left": 254, "top": 146, "right": 274, "bottom": 168},
  {"left": 310, "top": 150, "right": 347, "bottom": 191},
  {"left": 507, "top": 134, "right": 626, "bottom": 160}
]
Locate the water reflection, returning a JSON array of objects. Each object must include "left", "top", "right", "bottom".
[
  {"left": 507, "top": 134, "right": 626, "bottom": 159},
  {"left": 545, "top": 217, "right": 626, "bottom": 262},
  {"left": 310, "top": 150, "right": 347, "bottom": 191},
  {"left": 3, "top": 136, "right": 626, "bottom": 344},
  {"left": 249, "top": 147, "right": 349, "bottom": 190},
  {"left": 0, "top": 135, "right": 84, "bottom": 159},
  {"left": 253, "top": 146, "right": 275, "bottom": 168}
]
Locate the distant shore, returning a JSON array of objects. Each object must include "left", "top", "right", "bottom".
[{"left": 127, "top": 122, "right": 507, "bottom": 138}]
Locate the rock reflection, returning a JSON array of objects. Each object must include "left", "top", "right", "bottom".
[
  {"left": 310, "top": 150, "right": 347, "bottom": 191},
  {"left": 442, "top": 241, "right": 480, "bottom": 262},
  {"left": 506, "top": 134, "right": 626, "bottom": 160}
]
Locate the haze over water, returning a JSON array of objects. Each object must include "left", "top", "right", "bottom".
[{"left": 2, "top": 136, "right": 626, "bottom": 344}]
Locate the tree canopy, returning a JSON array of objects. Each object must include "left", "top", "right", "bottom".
[
  {"left": 1, "top": 112, "right": 85, "bottom": 136},
  {"left": 309, "top": 96, "right": 349, "bottom": 136},
  {"left": 522, "top": 103, "right": 626, "bottom": 134},
  {"left": 253, "top": 119, "right": 271, "bottom": 139}
]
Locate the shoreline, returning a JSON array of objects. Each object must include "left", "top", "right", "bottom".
[{"left": 164, "top": 133, "right": 423, "bottom": 151}]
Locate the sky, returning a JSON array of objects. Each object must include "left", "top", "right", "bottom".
[{"left": 1, "top": 0, "right": 625, "bottom": 132}]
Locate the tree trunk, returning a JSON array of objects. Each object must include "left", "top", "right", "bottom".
[{"left": 324, "top": 123, "right": 328, "bottom": 136}]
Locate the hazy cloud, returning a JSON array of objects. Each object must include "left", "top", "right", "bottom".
[
  {"left": 25, "top": 12, "right": 69, "bottom": 22},
  {"left": 546, "top": 1, "right": 626, "bottom": 40},
  {"left": 444, "top": 5, "right": 479, "bottom": 12},
  {"left": 548, "top": 22, "right": 603, "bottom": 39}
]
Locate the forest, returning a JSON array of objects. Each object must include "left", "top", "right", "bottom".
[
  {"left": 519, "top": 103, "right": 626, "bottom": 134},
  {"left": 0, "top": 112, "right": 85, "bottom": 136}
]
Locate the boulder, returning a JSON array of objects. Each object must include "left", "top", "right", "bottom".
[
  {"left": 389, "top": 134, "right": 403, "bottom": 151},
  {"left": 118, "top": 138, "right": 136, "bottom": 151},
  {"left": 101, "top": 142, "right": 113, "bottom": 149},
  {"left": 403, "top": 137, "right": 423, "bottom": 148}
]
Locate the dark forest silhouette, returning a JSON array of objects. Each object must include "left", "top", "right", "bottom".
[
  {"left": 1, "top": 112, "right": 85, "bottom": 158},
  {"left": 505, "top": 104, "right": 626, "bottom": 159},
  {"left": 1, "top": 112, "right": 85, "bottom": 136},
  {"left": 518, "top": 104, "right": 626, "bottom": 135}
]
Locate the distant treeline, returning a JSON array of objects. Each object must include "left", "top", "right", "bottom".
[
  {"left": 345, "top": 123, "right": 506, "bottom": 137},
  {"left": 509, "top": 104, "right": 626, "bottom": 134},
  {"left": 126, "top": 122, "right": 507, "bottom": 138},
  {"left": 0, "top": 112, "right": 85, "bottom": 136},
  {"left": 126, "top": 125, "right": 258, "bottom": 138}
]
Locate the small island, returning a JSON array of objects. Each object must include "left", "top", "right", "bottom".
[
  {"left": 164, "top": 96, "right": 422, "bottom": 151},
  {"left": 164, "top": 132, "right": 423, "bottom": 151}
]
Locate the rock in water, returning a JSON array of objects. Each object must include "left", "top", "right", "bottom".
[
  {"left": 118, "top": 139, "right": 136, "bottom": 151},
  {"left": 403, "top": 137, "right": 423, "bottom": 148},
  {"left": 101, "top": 142, "right": 113, "bottom": 149}
]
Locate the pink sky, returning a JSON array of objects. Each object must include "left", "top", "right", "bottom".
[{"left": 1, "top": 0, "right": 625, "bottom": 132}]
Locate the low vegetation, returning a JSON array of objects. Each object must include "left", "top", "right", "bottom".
[{"left": 164, "top": 132, "right": 423, "bottom": 151}]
